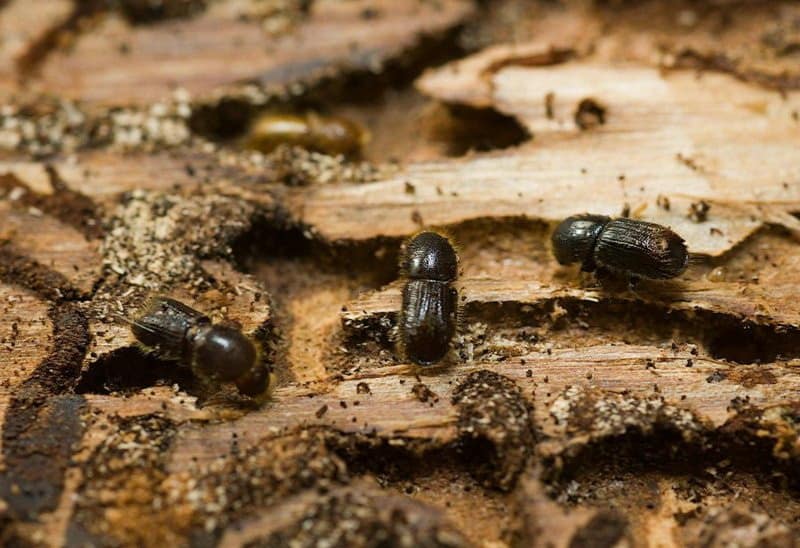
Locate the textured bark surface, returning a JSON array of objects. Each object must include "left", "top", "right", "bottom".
[{"left": 1, "top": 1, "right": 800, "bottom": 547}]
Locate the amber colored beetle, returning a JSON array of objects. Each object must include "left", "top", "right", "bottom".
[{"left": 244, "top": 112, "right": 366, "bottom": 157}]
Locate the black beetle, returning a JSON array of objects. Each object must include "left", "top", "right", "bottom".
[
  {"left": 552, "top": 214, "right": 689, "bottom": 281},
  {"left": 398, "top": 231, "right": 459, "bottom": 365},
  {"left": 130, "top": 296, "right": 271, "bottom": 400}
]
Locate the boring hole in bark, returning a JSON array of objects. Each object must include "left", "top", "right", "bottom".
[
  {"left": 76, "top": 347, "right": 195, "bottom": 395},
  {"left": 454, "top": 436, "right": 506, "bottom": 488},
  {"left": 574, "top": 98, "right": 607, "bottom": 130},
  {"left": 549, "top": 429, "right": 800, "bottom": 502},
  {"left": 432, "top": 104, "right": 531, "bottom": 156},
  {"left": 189, "top": 98, "right": 259, "bottom": 142},
  {"left": 232, "top": 219, "right": 399, "bottom": 287},
  {"left": 704, "top": 323, "right": 782, "bottom": 364},
  {"left": 328, "top": 438, "right": 513, "bottom": 493}
]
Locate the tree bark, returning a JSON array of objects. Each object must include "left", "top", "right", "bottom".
[{"left": 1, "top": 1, "right": 799, "bottom": 546}]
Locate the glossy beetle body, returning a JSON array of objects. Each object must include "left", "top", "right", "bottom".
[
  {"left": 244, "top": 112, "right": 365, "bottom": 157},
  {"left": 552, "top": 215, "right": 689, "bottom": 280},
  {"left": 131, "top": 297, "right": 270, "bottom": 399},
  {"left": 398, "top": 232, "right": 459, "bottom": 365}
]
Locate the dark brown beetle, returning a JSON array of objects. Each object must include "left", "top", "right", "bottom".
[
  {"left": 130, "top": 296, "right": 272, "bottom": 400},
  {"left": 552, "top": 215, "right": 689, "bottom": 282},
  {"left": 398, "top": 231, "right": 459, "bottom": 365},
  {"left": 244, "top": 112, "right": 366, "bottom": 157}
]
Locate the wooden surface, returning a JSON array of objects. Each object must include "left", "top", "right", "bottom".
[
  {"left": 24, "top": 0, "right": 474, "bottom": 105},
  {"left": 1, "top": 1, "right": 800, "bottom": 547},
  {"left": 297, "top": 63, "right": 800, "bottom": 255}
]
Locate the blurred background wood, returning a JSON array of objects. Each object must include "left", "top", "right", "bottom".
[{"left": 1, "top": 1, "right": 799, "bottom": 546}]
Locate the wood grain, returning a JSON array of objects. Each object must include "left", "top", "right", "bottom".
[
  {"left": 296, "top": 63, "right": 800, "bottom": 257},
  {"left": 1, "top": 1, "right": 800, "bottom": 545},
  {"left": 72, "top": 342, "right": 800, "bottom": 471},
  {"left": 0, "top": 202, "right": 101, "bottom": 294},
  {"left": 29, "top": 0, "right": 474, "bottom": 105},
  {"left": 0, "top": 284, "right": 51, "bottom": 402},
  {"left": 0, "top": 0, "right": 72, "bottom": 98},
  {"left": 344, "top": 276, "right": 800, "bottom": 330}
]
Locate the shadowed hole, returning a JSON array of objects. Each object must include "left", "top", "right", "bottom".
[
  {"left": 548, "top": 429, "right": 800, "bottom": 506},
  {"left": 327, "top": 435, "right": 508, "bottom": 492},
  {"left": 232, "top": 219, "right": 398, "bottom": 284},
  {"left": 705, "top": 323, "right": 780, "bottom": 364},
  {"left": 574, "top": 98, "right": 606, "bottom": 130},
  {"left": 189, "top": 98, "right": 258, "bottom": 142},
  {"left": 76, "top": 347, "right": 195, "bottom": 395},
  {"left": 430, "top": 104, "right": 530, "bottom": 156}
]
